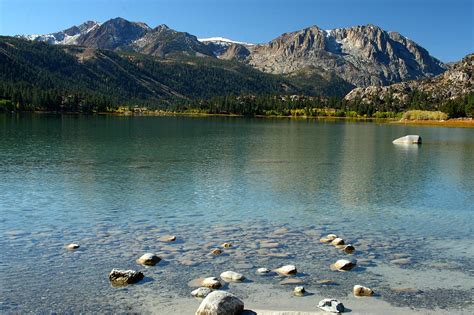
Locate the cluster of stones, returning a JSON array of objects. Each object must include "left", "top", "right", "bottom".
[
  {"left": 65, "top": 229, "right": 378, "bottom": 314},
  {"left": 320, "top": 233, "right": 356, "bottom": 254}
]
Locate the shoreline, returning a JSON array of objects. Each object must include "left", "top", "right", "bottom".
[{"left": 6, "top": 110, "right": 473, "bottom": 128}]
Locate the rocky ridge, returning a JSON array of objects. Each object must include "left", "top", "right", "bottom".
[
  {"left": 18, "top": 19, "right": 447, "bottom": 87},
  {"left": 344, "top": 53, "right": 473, "bottom": 104}
]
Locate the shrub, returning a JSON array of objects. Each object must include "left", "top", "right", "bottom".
[{"left": 402, "top": 110, "right": 448, "bottom": 120}]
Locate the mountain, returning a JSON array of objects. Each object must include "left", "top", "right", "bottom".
[
  {"left": 18, "top": 18, "right": 447, "bottom": 88},
  {"left": 20, "top": 21, "right": 100, "bottom": 45},
  {"left": 2, "top": 36, "right": 357, "bottom": 112},
  {"left": 236, "top": 25, "right": 447, "bottom": 87},
  {"left": 132, "top": 24, "right": 214, "bottom": 57},
  {"left": 75, "top": 17, "right": 150, "bottom": 50},
  {"left": 344, "top": 53, "right": 473, "bottom": 107},
  {"left": 198, "top": 37, "right": 254, "bottom": 58}
]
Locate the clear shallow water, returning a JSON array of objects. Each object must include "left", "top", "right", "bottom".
[{"left": 0, "top": 114, "right": 473, "bottom": 313}]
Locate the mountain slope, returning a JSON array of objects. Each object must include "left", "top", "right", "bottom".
[
  {"left": 18, "top": 18, "right": 447, "bottom": 88},
  {"left": 132, "top": 24, "right": 214, "bottom": 57},
  {"left": 242, "top": 25, "right": 446, "bottom": 87},
  {"left": 75, "top": 17, "right": 151, "bottom": 50},
  {"left": 344, "top": 53, "right": 473, "bottom": 112},
  {"left": 3, "top": 36, "right": 336, "bottom": 110}
]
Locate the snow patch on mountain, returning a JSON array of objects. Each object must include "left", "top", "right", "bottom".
[{"left": 198, "top": 37, "right": 254, "bottom": 46}]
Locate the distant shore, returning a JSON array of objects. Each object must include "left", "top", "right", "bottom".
[
  {"left": 107, "top": 111, "right": 474, "bottom": 128},
  {"left": 4, "top": 111, "right": 474, "bottom": 128}
]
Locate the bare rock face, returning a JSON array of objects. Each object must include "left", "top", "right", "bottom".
[
  {"left": 244, "top": 24, "right": 446, "bottom": 87},
  {"left": 195, "top": 290, "right": 244, "bottom": 315},
  {"left": 108, "top": 269, "right": 144, "bottom": 286},
  {"left": 345, "top": 53, "right": 473, "bottom": 106},
  {"left": 76, "top": 17, "right": 150, "bottom": 50}
]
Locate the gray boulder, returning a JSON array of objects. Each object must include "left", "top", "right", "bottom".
[
  {"left": 318, "top": 298, "right": 345, "bottom": 313},
  {"left": 196, "top": 290, "right": 244, "bottom": 315},
  {"left": 393, "top": 135, "right": 422, "bottom": 144}
]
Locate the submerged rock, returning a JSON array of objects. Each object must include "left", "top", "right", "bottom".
[
  {"left": 191, "top": 287, "right": 212, "bottom": 298},
  {"left": 196, "top": 290, "right": 244, "bottom": 315},
  {"left": 275, "top": 264, "right": 297, "bottom": 275},
  {"left": 280, "top": 278, "right": 304, "bottom": 285},
  {"left": 353, "top": 285, "right": 374, "bottom": 297},
  {"left": 331, "top": 238, "right": 345, "bottom": 246},
  {"left": 392, "top": 135, "right": 422, "bottom": 144},
  {"left": 220, "top": 271, "right": 245, "bottom": 282},
  {"left": 108, "top": 269, "right": 144, "bottom": 286},
  {"left": 330, "top": 259, "right": 356, "bottom": 271},
  {"left": 342, "top": 244, "right": 355, "bottom": 254},
  {"left": 256, "top": 267, "right": 271, "bottom": 274},
  {"left": 211, "top": 248, "right": 222, "bottom": 255},
  {"left": 202, "top": 277, "right": 222, "bottom": 289},
  {"left": 391, "top": 258, "right": 412, "bottom": 265},
  {"left": 159, "top": 235, "right": 176, "bottom": 242},
  {"left": 136, "top": 253, "right": 161, "bottom": 266},
  {"left": 318, "top": 298, "right": 345, "bottom": 313},
  {"left": 66, "top": 243, "right": 80, "bottom": 250},
  {"left": 320, "top": 234, "right": 338, "bottom": 243},
  {"left": 293, "top": 286, "right": 306, "bottom": 296}
]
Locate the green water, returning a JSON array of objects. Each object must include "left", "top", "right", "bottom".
[{"left": 0, "top": 114, "right": 473, "bottom": 313}]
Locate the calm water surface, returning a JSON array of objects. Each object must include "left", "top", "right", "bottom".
[{"left": 0, "top": 114, "right": 473, "bottom": 313}]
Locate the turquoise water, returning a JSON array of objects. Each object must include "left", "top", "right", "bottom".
[{"left": 0, "top": 114, "right": 473, "bottom": 313}]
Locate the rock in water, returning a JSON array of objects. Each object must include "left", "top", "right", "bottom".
[
  {"left": 342, "top": 244, "right": 355, "bottom": 254},
  {"left": 196, "top": 290, "right": 244, "bottom": 315},
  {"left": 66, "top": 243, "right": 80, "bottom": 250},
  {"left": 293, "top": 286, "right": 306, "bottom": 296},
  {"left": 220, "top": 271, "right": 245, "bottom": 282},
  {"left": 108, "top": 269, "right": 144, "bottom": 286},
  {"left": 353, "top": 285, "right": 374, "bottom": 297},
  {"left": 318, "top": 298, "right": 345, "bottom": 313},
  {"left": 202, "top": 277, "right": 222, "bottom": 289},
  {"left": 392, "top": 135, "right": 422, "bottom": 144},
  {"left": 320, "top": 234, "right": 338, "bottom": 243},
  {"left": 159, "top": 235, "right": 176, "bottom": 242},
  {"left": 191, "top": 287, "right": 212, "bottom": 298},
  {"left": 275, "top": 264, "right": 297, "bottom": 275},
  {"left": 211, "top": 248, "right": 222, "bottom": 255},
  {"left": 331, "top": 238, "right": 345, "bottom": 246},
  {"left": 136, "top": 253, "right": 161, "bottom": 266},
  {"left": 330, "top": 259, "right": 356, "bottom": 271},
  {"left": 256, "top": 267, "right": 271, "bottom": 274},
  {"left": 221, "top": 242, "right": 232, "bottom": 248}
]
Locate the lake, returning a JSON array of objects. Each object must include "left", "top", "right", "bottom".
[{"left": 0, "top": 114, "right": 473, "bottom": 314}]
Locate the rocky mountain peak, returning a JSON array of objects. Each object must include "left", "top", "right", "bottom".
[
  {"left": 75, "top": 17, "right": 150, "bottom": 50},
  {"left": 241, "top": 23, "right": 446, "bottom": 87}
]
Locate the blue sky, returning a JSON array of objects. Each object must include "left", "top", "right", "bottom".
[{"left": 0, "top": 0, "right": 472, "bottom": 62}]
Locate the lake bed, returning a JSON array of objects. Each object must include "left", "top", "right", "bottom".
[{"left": 0, "top": 114, "right": 473, "bottom": 314}]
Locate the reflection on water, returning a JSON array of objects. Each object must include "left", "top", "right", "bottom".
[{"left": 0, "top": 114, "right": 473, "bottom": 313}]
